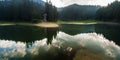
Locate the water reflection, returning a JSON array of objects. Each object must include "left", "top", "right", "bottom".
[
  {"left": 60, "top": 24, "right": 120, "bottom": 45},
  {"left": 0, "top": 31, "right": 120, "bottom": 60},
  {"left": 95, "top": 24, "right": 120, "bottom": 45},
  {"left": 44, "top": 28, "right": 58, "bottom": 44},
  {"left": 60, "top": 24, "right": 95, "bottom": 35},
  {"left": 0, "top": 24, "right": 120, "bottom": 60},
  {"left": 0, "top": 25, "right": 58, "bottom": 43}
]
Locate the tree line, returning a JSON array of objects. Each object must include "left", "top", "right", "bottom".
[
  {"left": 58, "top": 0, "right": 120, "bottom": 23},
  {"left": 45, "top": 1, "right": 58, "bottom": 22},
  {"left": 1, "top": 0, "right": 120, "bottom": 22},
  {"left": 96, "top": 0, "right": 120, "bottom": 22},
  {"left": 0, "top": 0, "right": 57, "bottom": 22}
]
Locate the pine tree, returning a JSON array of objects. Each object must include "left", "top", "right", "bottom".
[{"left": 45, "top": 0, "right": 58, "bottom": 22}]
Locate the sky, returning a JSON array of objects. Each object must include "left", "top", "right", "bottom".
[{"left": 43, "top": 0, "right": 120, "bottom": 7}]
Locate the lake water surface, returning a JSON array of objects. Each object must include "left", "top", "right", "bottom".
[{"left": 0, "top": 24, "right": 120, "bottom": 60}]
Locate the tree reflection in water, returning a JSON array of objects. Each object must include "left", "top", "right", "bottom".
[
  {"left": 44, "top": 28, "right": 58, "bottom": 44},
  {"left": 0, "top": 25, "right": 58, "bottom": 44}
]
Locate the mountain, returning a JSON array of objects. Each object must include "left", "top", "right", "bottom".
[
  {"left": 33, "top": 0, "right": 45, "bottom": 6},
  {"left": 58, "top": 4, "right": 100, "bottom": 20}
]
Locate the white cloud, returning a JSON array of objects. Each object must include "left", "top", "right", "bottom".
[
  {"left": 0, "top": 31, "right": 120, "bottom": 59},
  {"left": 56, "top": 31, "right": 120, "bottom": 58},
  {"left": 43, "top": 0, "right": 120, "bottom": 7}
]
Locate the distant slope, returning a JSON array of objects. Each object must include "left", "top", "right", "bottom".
[
  {"left": 58, "top": 4, "right": 100, "bottom": 21},
  {"left": 33, "top": 0, "right": 45, "bottom": 6}
]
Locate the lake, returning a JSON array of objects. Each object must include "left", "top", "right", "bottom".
[{"left": 0, "top": 24, "right": 120, "bottom": 60}]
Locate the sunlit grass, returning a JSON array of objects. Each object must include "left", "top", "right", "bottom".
[
  {"left": 57, "top": 20, "right": 98, "bottom": 25},
  {"left": 0, "top": 19, "right": 119, "bottom": 26},
  {"left": 57, "top": 20, "right": 120, "bottom": 25}
]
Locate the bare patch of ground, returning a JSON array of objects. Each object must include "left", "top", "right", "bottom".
[{"left": 35, "top": 22, "right": 59, "bottom": 28}]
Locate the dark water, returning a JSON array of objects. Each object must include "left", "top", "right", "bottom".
[
  {"left": 60, "top": 24, "right": 120, "bottom": 45},
  {"left": 0, "top": 24, "right": 120, "bottom": 60}
]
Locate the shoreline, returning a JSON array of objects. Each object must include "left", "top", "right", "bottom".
[
  {"left": 0, "top": 21, "right": 119, "bottom": 27},
  {"left": 59, "top": 21, "right": 120, "bottom": 25}
]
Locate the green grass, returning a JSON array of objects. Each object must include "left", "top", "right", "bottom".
[
  {"left": 57, "top": 20, "right": 99, "bottom": 24},
  {"left": 0, "top": 19, "right": 119, "bottom": 26},
  {"left": 0, "top": 21, "right": 34, "bottom": 26},
  {"left": 77, "top": 20, "right": 98, "bottom": 22},
  {"left": 57, "top": 20, "right": 98, "bottom": 23},
  {"left": 57, "top": 20, "right": 120, "bottom": 25}
]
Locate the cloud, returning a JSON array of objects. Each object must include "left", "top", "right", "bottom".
[
  {"left": 43, "top": 0, "right": 120, "bottom": 7},
  {"left": 0, "top": 40, "right": 26, "bottom": 57},
  {"left": 60, "top": 0, "right": 116, "bottom": 6},
  {"left": 55, "top": 31, "right": 120, "bottom": 58}
]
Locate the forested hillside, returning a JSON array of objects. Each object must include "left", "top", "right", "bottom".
[
  {"left": 0, "top": 0, "right": 120, "bottom": 23},
  {"left": 58, "top": 4, "right": 100, "bottom": 21},
  {"left": 96, "top": 0, "right": 120, "bottom": 22},
  {"left": 58, "top": 0, "right": 120, "bottom": 23},
  {"left": 0, "top": 0, "right": 57, "bottom": 22}
]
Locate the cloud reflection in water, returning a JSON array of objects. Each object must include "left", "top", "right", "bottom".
[
  {"left": 0, "top": 31, "right": 120, "bottom": 60},
  {"left": 0, "top": 40, "right": 26, "bottom": 58}
]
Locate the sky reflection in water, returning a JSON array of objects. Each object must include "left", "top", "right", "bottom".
[{"left": 0, "top": 31, "right": 120, "bottom": 60}]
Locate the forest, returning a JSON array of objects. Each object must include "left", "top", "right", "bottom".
[
  {"left": 58, "top": 0, "right": 120, "bottom": 23},
  {"left": 96, "top": 0, "right": 120, "bottom": 22},
  {"left": 0, "top": 0, "right": 120, "bottom": 23},
  {"left": 0, "top": 0, "right": 57, "bottom": 22}
]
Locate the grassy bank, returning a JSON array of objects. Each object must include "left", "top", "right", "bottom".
[
  {"left": 58, "top": 20, "right": 97, "bottom": 23},
  {"left": 57, "top": 20, "right": 98, "bottom": 24},
  {"left": 57, "top": 20, "right": 120, "bottom": 25},
  {"left": 0, "top": 20, "right": 119, "bottom": 26}
]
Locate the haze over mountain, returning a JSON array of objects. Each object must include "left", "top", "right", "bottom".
[{"left": 34, "top": 0, "right": 45, "bottom": 6}]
